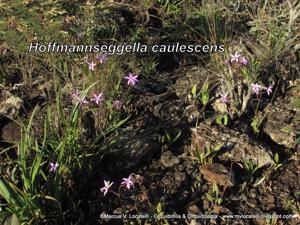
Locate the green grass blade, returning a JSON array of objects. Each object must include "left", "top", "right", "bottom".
[{"left": 0, "top": 179, "right": 23, "bottom": 206}]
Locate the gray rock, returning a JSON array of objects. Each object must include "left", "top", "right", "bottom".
[
  {"left": 263, "top": 97, "right": 298, "bottom": 149},
  {"left": 191, "top": 123, "right": 274, "bottom": 168},
  {"left": 184, "top": 104, "right": 201, "bottom": 123},
  {"left": 100, "top": 126, "right": 166, "bottom": 170},
  {"left": 0, "top": 90, "right": 23, "bottom": 117},
  {"left": 187, "top": 203, "right": 201, "bottom": 215},
  {"left": 160, "top": 151, "right": 180, "bottom": 168},
  {"left": 200, "top": 163, "right": 235, "bottom": 187},
  {"left": 1, "top": 121, "right": 21, "bottom": 143},
  {"left": 248, "top": 188, "right": 257, "bottom": 199}
]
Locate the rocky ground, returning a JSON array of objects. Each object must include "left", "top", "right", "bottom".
[
  {"left": 2, "top": 64, "right": 299, "bottom": 225},
  {"left": 0, "top": 1, "right": 300, "bottom": 225}
]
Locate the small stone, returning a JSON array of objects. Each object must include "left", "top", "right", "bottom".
[
  {"left": 99, "top": 212, "right": 111, "bottom": 223},
  {"left": 1, "top": 121, "right": 21, "bottom": 143},
  {"left": 113, "top": 207, "right": 122, "bottom": 214},
  {"left": 182, "top": 190, "right": 189, "bottom": 198},
  {"left": 187, "top": 203, "right": 201, "bottom": 214},
  {"left": 185, "top": 163, "right": 195, "bottom": 175},
  {"left": 0, "top": 94, "right": 23, "bottom": 117},
  {"left": 184, "top": 104, "right": 200, "bottom": 123},
  {"left": 160, "top": 151, "right": 180, "bottom": 168},
  {"left": 249, "top": 188, "right": 257, "bottom": 199},
  {"left": 200, "top": 163, "right": 235, "bottom": 187},
  {"left": 188, "top": 220, "right": 201, "bottom": 225},
  {"left": 175, "top": 170, "right": 186, "bottom": 183},
  {"left": 178, "top": 164, "right": 185, "bottom": 171},
  {"left": 201, "top": 183, "right": 209, "bottom": 192}
]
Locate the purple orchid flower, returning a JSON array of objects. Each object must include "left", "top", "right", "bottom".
[
  {"left": 100, "top": 180, "right": 114, "bottom": 196},
  {"left": 219, "top": 93, "right": 229, "bottom": 104},
  {"left": 121, "top": 175, "right": 134, "bottom": 190},
  {"left": 230, "top": 51, "right": 241, "bottom": 63},
  {"left": 71, "top": 90, "right": 88, "bottom": 104},
  {"left": 112, "top": 100, "right": 122, "bottom": 109},
  {"left": 251, "top": 83, "right": 261, "bottom": 95},
  {"left": 49, "top": 162, "right": 59, "bottom": 172},
  {"left": 239, "top": 56, "right": 248, "bottom": 65},
  {"left": 124, "top": 73, "right": 139, "bottom": 86},
  {"left": 71, "top": 91, "right": 80, "bottom": 99},
  {"left": 91, "top": 93, "right": 104, "bottom": 105},
  {"left": 96, "top": 53, "right": 108, "bottom": 64},
  {"left": 265, "top": 85, "right": 273, "bottom": 96},
  {"left": 87, "top": 61, "right": 97, "bottom": 71},
  {"left": 79, "top": 97, "right": 89, "bottom": 104}
]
